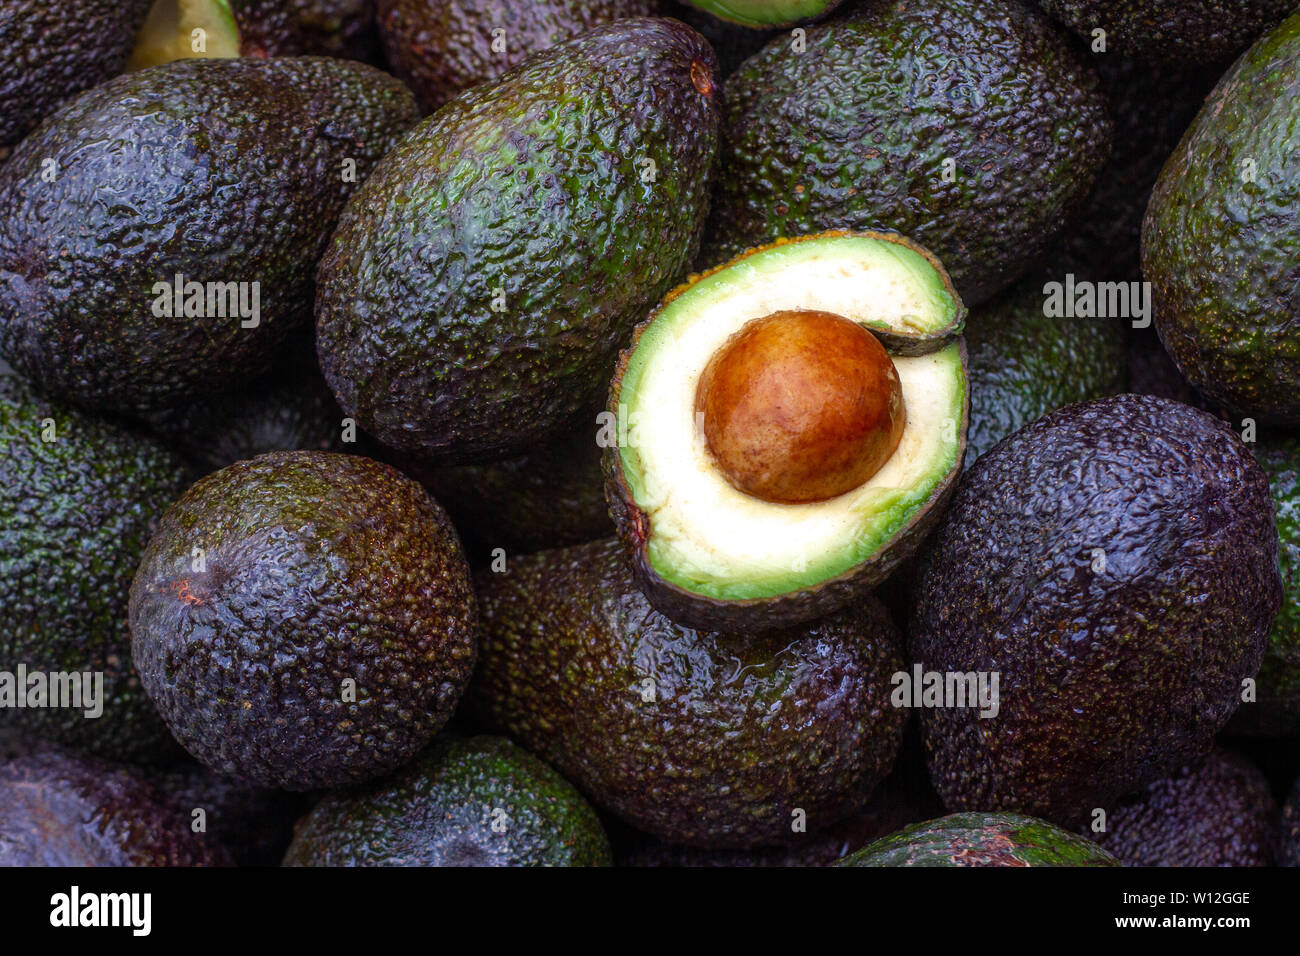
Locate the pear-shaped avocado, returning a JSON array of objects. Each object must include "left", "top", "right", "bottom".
[{"left": 837, "top": 812, "right": 1120, "bottom": 867}]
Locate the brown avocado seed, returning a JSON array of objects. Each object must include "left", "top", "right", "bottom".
[{"left": 695, "top": 310, "right": 906, "bottom": 504}]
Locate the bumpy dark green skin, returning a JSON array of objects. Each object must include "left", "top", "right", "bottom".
[
  {"left": 316, "top": 19, "right": 719, "bottom": 464},
  {"left": 129, "top": 451, "right": 478, "bottom": 791},
  {"left": 964, "top": 278, "right": 1125, "bottom": 466},
  {"left": 378, "top": 0, "right": 661, "bottom": 111},
  {"left": 1086, "top": 749, "right": 1276, "bottom": 866},
  {"left": 707, "top": 0, "right": 1111, "bottom": 305},
  {"left": 284, "top": 736, "right": 612, "bottom": 866},
  {"left": 0, "top": 373, "right": 189, "bottom": 763},
  {"left": 0, "top": 0, "right": 152, "bottom": 153},
  {"left": 1038, "top": 0, "right": 1293, "bottom": 64},
  {"left": 0, "top": 746, "right": 229, "bottom": 866},
  {"left": 0, "top": 57, "right": 418, "bottom": 417},
  {"left": 473, "top": 538, "right": 907, "bottom": 848},
  {"left": 912, "top": 394, "right": 1280, "bottom": 826},
  {"left": 1282, "top": 779, "right": 1300, "bottom": 866},
  {"left": 1143, "top": 12, "right": 1300, "bottom": 423},
  {"left": 838, "top": 812, "right": 1120, "bottom": 867}
]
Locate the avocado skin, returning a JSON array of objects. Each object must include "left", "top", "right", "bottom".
[
  {"left": 377, "top": 0, "right": 661, "bottom": 111},
  {"left": 473, "top": 538, "right": 907, "bottom": 849},
  {"left": 1086, "top": 749, "right": 1276, "bottom": 866},
  {"left": 1282, "top": 779, "right": 1300, "bottom": 866},
  {"left": 706, "top": 0, "right": 1111, "bottom": 306},
  {"left": 0, "top": 373, "right": 189, "bottom": 764},
  {"left": 1143, "top": 12, "right": 1300, "bottom": 424},
  {"left": 284, "top": 736, "right": 612, "bottom": 866},
  {"left": 315, "top": 18, "right": 719, "bottom": 465},
  {"left": 129, "top": 451, "right": 478, "bottom": 791},
  {"left": 0, "top": 57, "right": 419, "bottom": 417},
  {"left": 0, "top": 745, "right": 229, "bottom": 866},
  {"left": 837, "top": 812, "right": 1120, "bottom": 867},
  {"left": 0, "top": 0, "right": 152, "bottom": 154},
  {"left": 912, "top": 394, "right": 1280, "bottom": 826}
]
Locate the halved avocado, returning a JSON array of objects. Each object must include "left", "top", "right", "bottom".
[
  {"left": 129, "top": 0, "right": 303, "bottom": 68},
  {"left": 682, "top": 0, "right": 843, "bottom": 29},
  {"left": 605, "top": 230, "right": 968, "bottom": 631}
]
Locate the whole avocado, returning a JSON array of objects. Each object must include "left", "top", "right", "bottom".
[
  {"left": 838, "top": 812, "right": 1120, "bottom": 867},
  {"left": 315, "top": 18, "right": 720, "bottom": 464},
  {"left": 912, "top": 394, "right": 1280, "bottom": 826},
  {"left": 284, "top": 736, "right": 612, "bottom": 866},
  {"left": 0, "top": 57, "right": 419, "bottom": 417},
  {"left": 130, "top": 451, "right": 478, "bottom": 791}
]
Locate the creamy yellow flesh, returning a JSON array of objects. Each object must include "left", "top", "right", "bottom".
[
  {"left": 129, "top": 0, "right": 241, "bottom": 71},
  {"left": 618, "top": 235, "right": 966, "bottom": 601}
]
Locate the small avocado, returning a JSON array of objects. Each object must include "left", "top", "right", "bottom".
[
  {"left": 912, "top": 394, "right": 1280, "bottom": 826},
  {"left": 706, "top": 0, "right": 1112, "bottom": 305},
  {"left": 315, "top": 18, "right": 720, "bottom": 465},
  {"left": 0, "top": 745, "right": 229, "bottom": 866},
  {"left": 284, "top": 736, "right": 611, "bottom": 867},
  {"left": 473, "top": 538, "right": 907, "bottom": 849},
  {"left": 0, "top": 57, "right": 418, "bottom": 418},
  {"left": 1085, "top": 749, "right": 1276, "bottom": 867},
  {"left": 129, "top": 451, "right": 478, "bottom": 790},
  {"left": 1282, "top": 779, "right": 1300, "bottom": 866},
  {"left": 0, "top": 372, "right": 189, "bottom": 764},
  {"left": 837, "top": 812, "right": 1120, "bottom": 867},
  {"left": 606, "top": 231, "right": 968, "bottom": 631},
  {"left": 678, "top": 0, "right": 841, "bottom": 28},
  {"left": 1143, "top": 10, "right": 1300, "bottom": 424}
]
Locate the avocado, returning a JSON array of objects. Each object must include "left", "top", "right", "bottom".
[
  {"left": 315, "top": 18, "right": 719, "bottom": 465},
  {"left": 705, "top": 0, "right": 1112, "bottom": 306},
  {"left": 0, "top": 56, "right": 418, "bottom": 418},
  {"left": 0, "top": 745, "right": 229, "bottom": 866},
  {"left": 677, "top": 0, "right": 840, "bottom": 28},
  {"left": 1282, "top": 779, "right": 1300, "bottom": 866},
  {"left": 0, "top": 372, "right": 189, "bottom": 764},
  {"left": 473, "top": 538, "right": 907, "bottom": 849},
  {"left": 377, "top": 0, "right": 662, "bottom": 112},
  {"left": 606, "top": 231, "right": 968, "bottom": 631},
  {"left": 1037, "top": 0, "right": 1294, "bottom": 64},
  {"left": 666, "top": 2, "right": 776, "bottom": 76},
  {"left": 129, "top": 451, "right": 478, "bottom": 790},
  {"left": 1143, "top": 11, "right": 1300, "bottom": 424},
  {"left": 837, "top": 812, "right": 1120, "bottom": 867},
  {"left": 284, "top": 736, "right": 611, "bottom": 866},
  {"left": 911, "top": 394, "right": 1280, "bottom": 826},
  {"left": 1085, "top": 749, "right": 1276, "bottom": 866},
  {"left": 0, "top": 0, "right": 153, "bottom": 156}
]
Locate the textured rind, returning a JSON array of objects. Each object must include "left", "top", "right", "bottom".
[
  {"left": 912, "top": 394, "right": 1280, "bottom": 826},
  {"left": 378, "top": 0, "right": 661, "bottom": 111},
  {"left": 129, "top": 451, "right": 478, "bottom": 791},
  {"left": 472, "top": 538, "right": 908, "bottom": 848},
  {"left": 1282, "top": 779, "right": 1300, "bottom": 866},
  {"left": 1144, "top": 12, "right": 1300, "bottom": 423},
  {"left": 1086, "top": 749, "right": 1276, "bottom": 866},
  {"left": 707, "top": 0, "right": 1111, "bottom": 306},
  {"left": 0, "top": 746, "right": 229, "bottom": 866},
  {"left": 0, "top": 0, "right": 152, "bottom": 151},
  {"left": 316, "top": 18, "right": 720, "bottom": 464},
  {"left": 283, "top": 736, "right": 612, "bottom": 867},
  {"left": 1038, "top": 0, "right": 1294, "bottom": 64},
  {"left": 0, "top": 57, "right": 419, "bottom": 416},
  {"left": 0, "top": 373, "right": 189, "bottom": 763},
  {"left": 837, "top": 812, "right": 1120, "bottom": 867}
]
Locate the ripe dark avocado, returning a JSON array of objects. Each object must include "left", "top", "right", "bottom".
[
  {"left": 912, "top": 394, "right": 1280, "bottom": 826},
  {"left": 0, "top": 0, "right": 153, "bottom": 156},
  {"left": 284, "top": 736, "right": 612, "bottom": 866},
  {"left": 1282, "top": 779, "right": 1300, "bottom": 866},
  {"left": 377, "top": 0, "right": 662, "bottom": 112},
  {"left": 706, "top": 0, "right": 1111, "bottom": 306},
  {"left": 0, "top": 372, "right": 189, "bottom": 764},
  {"left": 315, "top": 18, "right": 720, "bottom": 465},
  {"left": 1143, "top": 11, "right": 1300, "bottom": 424},
  {"left": 129, "top": 451, "right": 478, "bottom": 791},
  {"left": 837, "top": 812, "right": 1120, "bottom": 867},
  {"left": 680, "top": 0, "right": 841, "bottom": 28},
  {"left": 1085, "top": 749, "right": 1276, "bottom": 866},
  {"left": 473, "top": 538, "right": 907, "bottom": 849},
  {"left": 0, "top": 745, "right": 229, "bottom": 866},
  {"left": 0, "top": 57, "right": 419, "bottom": 417}
]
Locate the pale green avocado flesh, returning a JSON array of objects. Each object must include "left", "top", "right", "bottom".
[
  {"left": 684, "top": 0, "right": 838, "bottom": 28},
  {"left": 129, "top": 0, "right": 240, "bottom": 70}
]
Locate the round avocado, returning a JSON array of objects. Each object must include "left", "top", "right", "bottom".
[
  {"left": 837, "top": 812, "right": 1120, "bottom": 867},
  {"left": 679, "top": 0, "right": 842, "bottom": 28},
  {"left": 606, "top": 231, "right": 968, "bottom": 631},
  {"left": 283, "top": 736, "right": 612, "bottom": 867},
  {"left": 129, "top": 451, "right": 478, "bottom": 791}
]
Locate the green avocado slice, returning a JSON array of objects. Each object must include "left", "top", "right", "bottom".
[
  {"left": 129, "top": 0, "right": 241, "bottom": 69},
  {"left": 682, "top": 0, "right": 843, "bottom": 29}
]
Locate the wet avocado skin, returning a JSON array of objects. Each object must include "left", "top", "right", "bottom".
[{"left": 838, "top": 812, "right": 1119, "bottom": 867}]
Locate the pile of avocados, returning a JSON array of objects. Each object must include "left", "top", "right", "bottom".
[{"left": 1, "top": 0, "right": 1299, "bottom": 870}]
